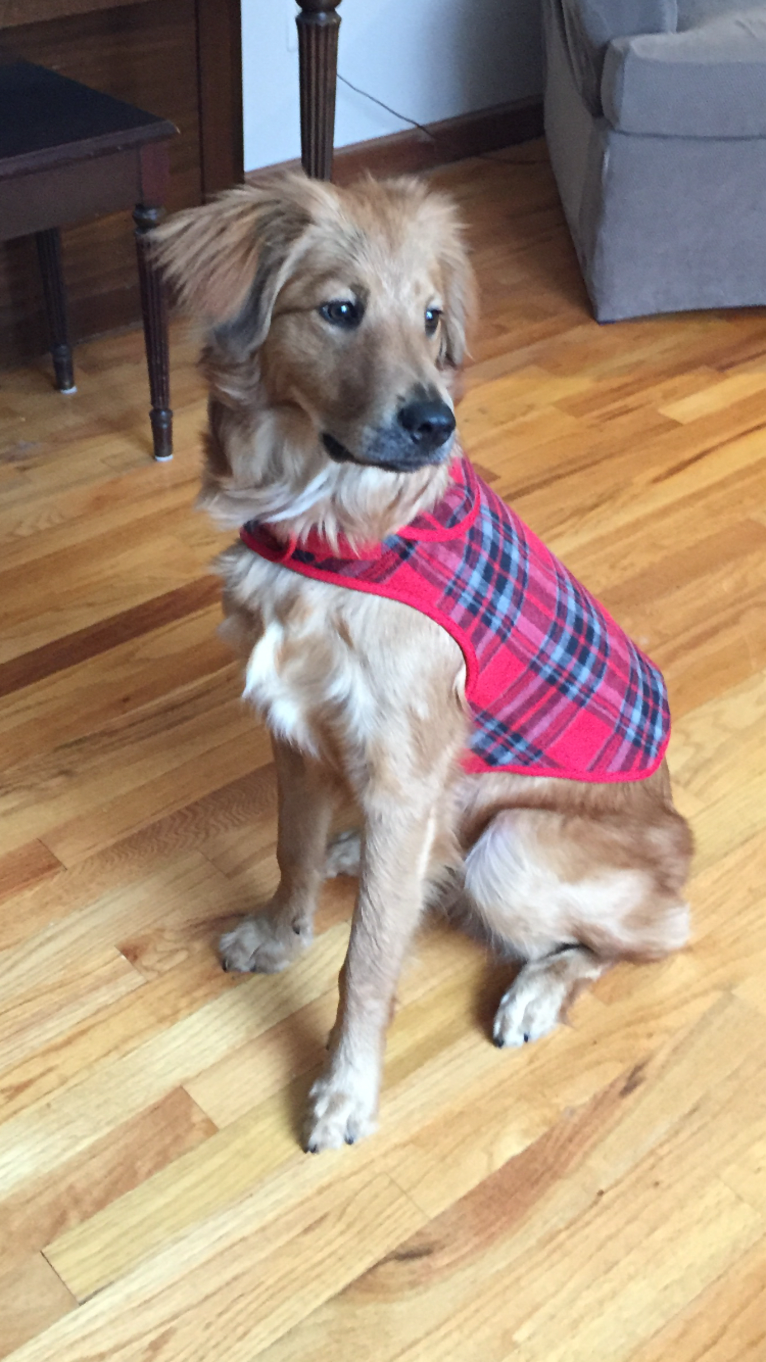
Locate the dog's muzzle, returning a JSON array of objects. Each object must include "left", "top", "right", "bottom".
[
  {"left": 322, "top": 397, "right": 456, "bottom": 473},
  {"left": 397, "top": 398, "right": 456, "bottom": 453}
]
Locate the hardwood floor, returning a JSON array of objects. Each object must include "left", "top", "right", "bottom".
[{"left": 1, "top": 143, "right": 765, "bottom": 1361}]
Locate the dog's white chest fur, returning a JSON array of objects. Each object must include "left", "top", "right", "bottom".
[
  {"left": 230, "top": 550, "right": 380, "bottom": 760},
  {"left": 243, "top": 618, "right": 317, "bottom": 752},
  {"left": 223, "top": 544, "right": 461, "bottom": 769}
]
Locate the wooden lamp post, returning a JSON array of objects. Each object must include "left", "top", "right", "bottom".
[{"left": 295, "top": 0, "right": 342, "bottom": 180}]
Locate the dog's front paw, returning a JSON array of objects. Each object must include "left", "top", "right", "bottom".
[
  {"left": 303, "top": 1070, "right": 378, "bottom": 1152},
  {"left": 220, "top": 914, "right": 305, "bottom": 974},
  {"left": 492, "top": 962, "right": 564, "bottom": 1048}
]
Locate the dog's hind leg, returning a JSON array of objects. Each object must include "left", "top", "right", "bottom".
[
  {"left": 462, "top": 805, "right": 691, "bottom": 1048},
  {"left": 220, "top": 738, "right": 340, "bottom": 973}
]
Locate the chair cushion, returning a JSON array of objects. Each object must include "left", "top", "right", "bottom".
[
  {"left": 602, "top": 9, "right": 766, "bottom": 137},
  {"left": 559, "top": 0, "right": 678, "bottom": 114},
  {"left": 676, "top": 0, "right": 751, "bottom": 27}
]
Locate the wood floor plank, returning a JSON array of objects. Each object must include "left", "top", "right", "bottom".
[
  {"left": 43, "top": 946, "right": 500, "bottom": 1300},
  {"left": 0, "top": 841, "right": 62, "bottom": 905},
  {"left": 625, "top": 1236, "right": 766, "bottom": 1362},
  {"left": 0, "top": 675, "right": 271, "bottom": 863},
  {"left": 0, "top": 854, "right": 230, "bottom": 1001},
  {"left": 183, "top": 917, "right": 483, "bottom": 1129},
  {"left": 0, "top": 1088, "right": 216, "bottom": 1276},
  {"left": 41, "top": 731, "right": 270, "bottom": 867},
  {"left": 0, "top": 579, "right": 220, "bottom": 700},
  {"left": 0, "top": 923, "right": 352, "bottom": 1198},
  {"left": 11, "top": 1172, "right": 425, "bottom": 1362},
  {"left": 0, "top": 946, "right": 144, "bottom": 1076},
  {"left": 659, "top": 368, "right": 766, "bottom": 423},
  {"left": 0, "top": 611, "right": 233, "bottom": 774},
  {"left": 0, "top": 463, "right": 200, "bottom": 572},
  {"left": 509, "top": 1181, "right": 759, "bottom": 1362},
  {"left": 442, "top": 1044, "right": 764, "bottom": 1362},
  {"left": 44, "top": 948, "right": 724, "bottom": 1303},
  {"left": 0, "top": 951, "right": 235, "bottom": 1125},
  {"left": 0, "top": 530, "right": 209, "bottom": 665},
  {"left": 686, "top": 770, "right": 766, "bottom": 877},
  {"left": 0, "top": 763, "right": 276, "bottom": 958},
  {"left": 255, "top": 1002, "right": 766, "bottom": 1362},
  {"left": 245, "top": 1087, "right": 619, "bottom": 1362},
  {"left": 383, "top": 975, "right": 739, "bottom": 1220},
  {"left": 0, "top": 1255, "right": 75, "bottom": 1361},
  {"left": 510, "top": 421, "right": 766, "bottom": 559},
  {"left": 657, "top": 832, "right": 766, "bottom": 997}
]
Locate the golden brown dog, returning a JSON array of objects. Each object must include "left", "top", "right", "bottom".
[{"left": 156, "top": 173, "right": 692, "bottom": 1153}]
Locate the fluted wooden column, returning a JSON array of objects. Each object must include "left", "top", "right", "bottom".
[{"left": 296, "top": 0, "right": 342, "bottom": 180}]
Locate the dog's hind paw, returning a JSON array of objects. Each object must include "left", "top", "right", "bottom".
[
  {"left": 492, "top": 962, "right": 565, "bottom": 1048},
  {"left": 302, "top": 1072, "right": 378, "bottom": 1152},
  {"left": 492, "top": 946, "right": 608, "bottom": 1048},
  {"left": 220, "top": 914, "right": 302, "bottom": 974},
  {"left": 325, "top": 830, "right": 361, "bottom": 878}
]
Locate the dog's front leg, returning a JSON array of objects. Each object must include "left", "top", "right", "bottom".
[
  {"left": 303, "top": 790, "right": 438, "bottom": 1152},
  {"left": 220, "top": 737, "right": 339, "bottom": 973}
]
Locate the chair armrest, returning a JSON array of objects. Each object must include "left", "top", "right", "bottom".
[
  {"left": 602, "top": 12, "right": 766, "bottom": 137},
  {"left": 560, "top": 0, "right": 678, "bottom": 113}
]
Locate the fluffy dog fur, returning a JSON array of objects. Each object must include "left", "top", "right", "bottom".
[{"left": 155, "top": 173, "right": 692, "bottom": 1153}]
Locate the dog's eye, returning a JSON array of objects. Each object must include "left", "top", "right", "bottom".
[
  {"left": 319, "top": 300, "right": 362, "bottom": 329},
  {"left": 425, "top": 307, "right": 442, "bottom": 337}
]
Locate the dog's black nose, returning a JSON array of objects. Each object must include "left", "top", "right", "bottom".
[{"left": 397, "top": 399, "right": 456, "bottom": 450}]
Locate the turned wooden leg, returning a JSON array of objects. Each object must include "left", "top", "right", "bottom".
[
  {"left": 133, "top": 202, "right": 172, "bottom": 462},
  {"left": 296, "top": 0, "right": 342, "bottom": 181},
  {"left": 35, "top": 227, "right": 76, "bottom": 394}
]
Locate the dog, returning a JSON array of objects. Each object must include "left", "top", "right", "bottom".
[{"left": 155, "top": 173, "right": 692, "bottom": 1153}]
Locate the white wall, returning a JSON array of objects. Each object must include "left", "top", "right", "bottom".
[{"left": 242, "top": 0, "right": 543, "bottom": 172}]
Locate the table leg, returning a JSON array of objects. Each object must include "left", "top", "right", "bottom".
[
  {"left": 133, "top": 203, "right": 173, "bottom": 461},
  {"left": 296, "top": 0, "right": 342, "bottom": 181},
  {"left": 35, "top": 228, "right": 76, "bottom": 394}
]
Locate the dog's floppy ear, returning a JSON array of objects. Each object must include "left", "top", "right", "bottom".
[
  {"left": 421, "top": 192, "right": 477, "bottom": 370},
  {"left": 153, "top": 173, "right": 324, "bottom": 353},
  {"left": 439, "top": 232, "right": 477, "bottom": 370}
]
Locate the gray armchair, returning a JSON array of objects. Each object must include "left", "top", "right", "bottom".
[{"left": 543, "top": 0, "right": 766, "bottom": 320}]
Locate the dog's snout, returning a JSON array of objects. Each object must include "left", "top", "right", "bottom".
[{"left": 397, "top": 399, "right": 456, "bottom": 450}]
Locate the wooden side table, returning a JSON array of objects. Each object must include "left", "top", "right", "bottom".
[{"left": 0, "top": 54, "right": 179, "bottom": 461}]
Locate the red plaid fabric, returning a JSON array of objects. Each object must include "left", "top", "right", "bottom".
[{"left": 240, "top": 458, "right": 670, "bottom": 782}]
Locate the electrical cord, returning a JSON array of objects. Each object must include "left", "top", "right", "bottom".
[
  {"left": 336, "top": 71, "right": 541, "bottom": 166},
  {"left": 337, "top": 72, "right": 437, "bottom": 143}
]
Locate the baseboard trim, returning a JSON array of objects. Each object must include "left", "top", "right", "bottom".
[{"left": 246, "top": 97, "right": 543, "bottom": 186}]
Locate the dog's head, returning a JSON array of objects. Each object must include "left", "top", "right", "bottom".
[{"left": 155, "top": 173, "right": 475, "bottom": 475}]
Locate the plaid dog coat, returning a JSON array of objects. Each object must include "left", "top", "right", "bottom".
[{"left": 240, "top": 458, "right": 670, "bottom": 782}]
